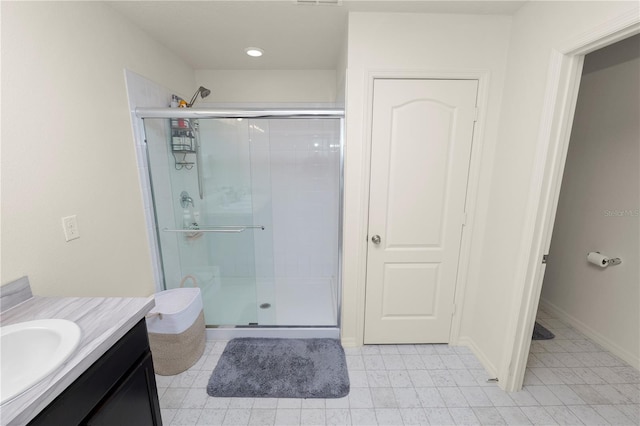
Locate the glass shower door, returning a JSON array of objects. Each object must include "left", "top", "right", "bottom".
[
  {"left": 143, "top": 112, "right": 342, "bottom": 329},
  {"left": 144, "top": 117, "right": 261, "bottom": 326}
]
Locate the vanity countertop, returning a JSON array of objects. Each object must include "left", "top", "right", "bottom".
[{"left": 0, "top": 295, "right": 155, "bottom": 425}]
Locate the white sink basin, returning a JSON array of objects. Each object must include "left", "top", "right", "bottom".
[{"left": 1, "top": 319, "right": 81, "bottom": 405}]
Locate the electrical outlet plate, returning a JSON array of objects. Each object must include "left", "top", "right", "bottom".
[{"left": 62, "top": 215, "right": 80, "bottom": 241}]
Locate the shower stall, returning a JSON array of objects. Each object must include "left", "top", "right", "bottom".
[{"left": 137, "top": 107, "right": 343, "bottom": 337}]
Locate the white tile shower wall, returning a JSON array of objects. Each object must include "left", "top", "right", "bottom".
[
  {"left": 130, "top": 106, "right": 341, "bottom": 324},
  {"left": 199, "top": 119, "right": 256, "bottom": 280},
  {"left": 249, "top": 120, "right": 275, "bottom": 280},
  {"left": 268, "top": 119, "right": 340, "bottom": 282},
  {"left": 124, "top": 70, "right": 175, "bottom": 293},
  {"left": 249, "top": 120, "right": 277, "bottom": 319}
]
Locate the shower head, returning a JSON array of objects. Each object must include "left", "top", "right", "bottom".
[{"left": 187, "top": 86, "right": 211, "bottom": 107}]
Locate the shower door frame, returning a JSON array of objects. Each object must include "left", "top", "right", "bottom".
[{"left": 136, "top": 107, "right": 345, "bottom": 339}]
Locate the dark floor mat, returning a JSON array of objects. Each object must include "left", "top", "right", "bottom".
[
  {"left": 533, "top": 321, "right": 555, "bottom": 340},
  {"left": 207, "top": 338, "right": 350, "bottom": 398}
]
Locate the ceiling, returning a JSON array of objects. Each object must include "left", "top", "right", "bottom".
[{"left": 108, "top": 1, "right": 527, "bottom": 70}]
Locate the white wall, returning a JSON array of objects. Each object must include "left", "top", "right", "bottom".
[
  {"left": 1, "top": 2, "right": 195, "bottom": 296},
  {"left": 335, "top": 35, "right": 348, "bottom": 106},
  {"left": 194, "top": 70, "right": 337, "bottom": 104},
  {"left": 341, "top": 12, "right": 512, "bottom": 355},
  {"left": 266, "top": 119, "right": 341, "bottom": 281},
  {"left": 540, "top": 35, "right": 639, "bottom": 368},
  {"left": 461, "top": 1, "right": 639, "bottom": 386}
]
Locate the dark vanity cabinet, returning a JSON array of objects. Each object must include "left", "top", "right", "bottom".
[{"left": 29, "top": 319, "right": 162, "bottom": 426}]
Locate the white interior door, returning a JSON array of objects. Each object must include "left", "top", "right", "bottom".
[{"left": 364, "top": 78, "right": 478, "bottom": 344}]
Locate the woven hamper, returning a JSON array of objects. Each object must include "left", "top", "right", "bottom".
[{"left": 146, "top": 286, "right": 205, "bottom": 376}]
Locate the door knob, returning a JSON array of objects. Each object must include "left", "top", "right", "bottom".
[{"left": 371, "top": 235, "right": 381, "bottom": 244}]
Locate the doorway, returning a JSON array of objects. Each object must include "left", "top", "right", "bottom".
[
  {"left": 533, "top": 35, "right": 639, "bottom": 366},
  {"left": 507, "top": 19, "right": 640, "bottom": 391}
]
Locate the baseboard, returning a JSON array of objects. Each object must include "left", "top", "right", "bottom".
[
  {"left": 457, "top": 336, "right": 499, "bottom": 380},
  {"left": 340, "top": 337, "right": 359, "bottom": 348},
  {"left": 539, "top": 298, "right": 640, "bottom": 370}
]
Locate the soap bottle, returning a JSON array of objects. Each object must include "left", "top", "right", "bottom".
[{"left": 183, "top": 209, "right": 192, "bottom": 228}]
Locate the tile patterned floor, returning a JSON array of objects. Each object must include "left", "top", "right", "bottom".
[{"left": 156, "top": 309, "right": 640, "bottom": 425}]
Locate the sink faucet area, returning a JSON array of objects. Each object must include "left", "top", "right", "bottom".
[{"left": 0, "top": 319, "right": 82, "bottom": 405}]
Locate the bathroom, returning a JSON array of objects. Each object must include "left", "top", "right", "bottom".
[{"left": 2, "top": 0, "right": 639, "bottom": 408}]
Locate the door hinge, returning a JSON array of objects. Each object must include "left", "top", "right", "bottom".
[
  {"left": 542, "top": 254, "right": 549, "bottom": 264},
  {"left": 474, "top": 107, "right": 479, "bottom": 122},
  {"left": 462, "top": 212, "right": 467, "bottom": 227}
]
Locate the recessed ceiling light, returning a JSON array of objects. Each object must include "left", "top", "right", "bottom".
[{"left": 245, "top": 47, "right": 264, "bottom": 57}]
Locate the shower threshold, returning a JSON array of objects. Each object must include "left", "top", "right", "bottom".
[{"left": 205, "top": 326, "right": 340, "bottom": 340}]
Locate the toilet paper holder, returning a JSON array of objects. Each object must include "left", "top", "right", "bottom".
[{"left": 588, "top": 251, "right": 622, "bottom": 266}]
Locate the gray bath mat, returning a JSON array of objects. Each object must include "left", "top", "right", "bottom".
[
  {"left": 207, "top": 338, "right": 350, "bottom": 398},
  {"left": 532, "top": 322, "right": 555, "bottom": 340}
]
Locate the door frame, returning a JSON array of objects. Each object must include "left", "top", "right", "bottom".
[
  {"left": 501, "top": 9, "right": 640, "bottom": 391},
  {"left": 355, "top": 70, "right": 491, "bottom": 346}
]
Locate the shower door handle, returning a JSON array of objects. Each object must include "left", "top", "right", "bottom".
[
  {"left": 162, "top": 225, "right": 264, "bottom": 234},
  {"left": 371, "top": 235, "right": 381, "bottom": 244}
]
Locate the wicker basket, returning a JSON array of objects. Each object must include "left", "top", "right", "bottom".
[
  {"left": 146, "top": 283, "right": 205, "bottom": 376},
  {"left": 148, "top": 311, "right": 205, "bottom": 375}
]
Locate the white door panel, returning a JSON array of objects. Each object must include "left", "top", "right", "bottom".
[{"left": 364, "top": 79, "right": 478, "bottom": 344}]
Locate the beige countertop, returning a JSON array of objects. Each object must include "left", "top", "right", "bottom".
[{"left": 0, "top": 295, "right": 155, "bottom": 425}]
